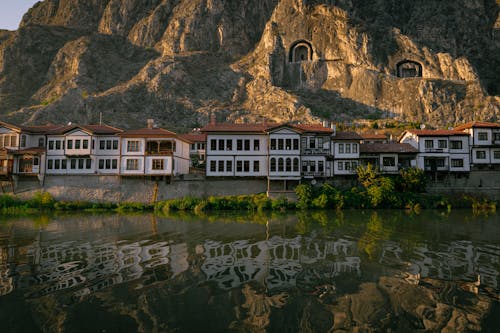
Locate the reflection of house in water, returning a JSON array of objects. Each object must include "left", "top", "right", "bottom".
[
  {"left": 380, "top": 241, "right": 500, "bottom": 289},
  {"left": 6, "top": 237, "right": 190, "bottom": 298},
  {"left": 201, "top": 236, "right": 361, "bottom": 290},
  {"left": 0, "top": 247, "right": 14, "bottom": 296}
]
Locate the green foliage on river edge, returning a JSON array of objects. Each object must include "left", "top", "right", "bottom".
[{"left": 1, "top": 168, "right": 496, "bottom": 217}]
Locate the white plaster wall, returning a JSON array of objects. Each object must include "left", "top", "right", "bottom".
[
  {"left": 94, "top": 136, "right": 121, "bottom": 156},
  {"left": 206, "top": 134, "right": 268, "bottom": 156}
]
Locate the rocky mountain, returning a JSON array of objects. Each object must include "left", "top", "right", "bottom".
[{"left": 0, "top": 0, "right": 499, "bottom": 129}]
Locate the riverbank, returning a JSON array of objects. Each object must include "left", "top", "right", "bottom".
[
  {"left": 2, "top": 170, "right": 500, "bottom": 204},
  {"left": 1, "top": 190, "right": 496, "bottom": 217}
]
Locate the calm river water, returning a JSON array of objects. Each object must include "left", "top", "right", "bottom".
[{"left": 0, "top": 210, "right": 499, "bottom": 332}]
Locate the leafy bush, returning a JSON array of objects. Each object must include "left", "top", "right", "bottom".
[
  {"left": 398, "top": 168, "right": 427, "bottom": 193},
  {"left": 295, "top": 184, "right": 313, "bottom": 210}
]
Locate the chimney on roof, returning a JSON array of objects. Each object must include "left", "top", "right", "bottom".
[
  {"left": 322, "top": 120, "right": 329, "bottom": 128},
  {"left": 147, "top": 119, "right": 154, "bottom": 129},
  {"left": 331, "top": 123, "right": 336, "bottom": 136},
  {"left": 210, "top": 113, "right": 216, "bottom": 125}
]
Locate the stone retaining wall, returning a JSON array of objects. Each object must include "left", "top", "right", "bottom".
[{"left": 3, "top": 171, "right": 499, "bottom": 203}]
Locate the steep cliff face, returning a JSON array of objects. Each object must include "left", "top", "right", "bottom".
[{"left": 0, "top": 0, "right": 499, "bottom": 128}]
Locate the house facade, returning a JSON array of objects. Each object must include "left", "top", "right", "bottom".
[
  {"left": 399, "top": 130, "right": 470, "bottom": 173},
  {"left": 201, "top": 123, "right": 269, "bottom": 177},
  {"left": 332, "top": 132, "right": 362, "bottom": 176},
  {"left": 178, "top": 131, "right": 207, "bottom": 168},
  {"left": 454, "top": 122, "right": 500, "bottom": 170},
  {"left": 0, "top": 121, "right": 58, "bottom": 178},
  {"left": 119, "top": 127, "right": 191, "bottom": 177},
  {"left": 296, "top": 124, "right": 334, "bottom": 179},
  {"left": 45, "top": 124, "right": 123, "bottom": 175},
  {"left": 360, "top": 143, "right": 418, "bottom": 174}
]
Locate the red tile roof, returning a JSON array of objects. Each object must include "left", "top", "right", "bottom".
[
  {"left": 201, "top": 123, "right": 269, "bottom": 133},
  {"left": 454, "top": 121, "right": 500, "bottom": 130},
  {"left": 47, "top": 124, "right": 123, "bottom": 135},
  {"left": 19, "top": 125, "right": 63, "bottom": 134},
  {"left": 0, "top": 121, "right": 63, "bottom": 133},
  {"left": 360, "top": 143, "right": 418, "bottom": 154},
  {"left": 11, "top": 147, "right": 47, "bottom": 155},
  {"left": 361, "top": 133, "right": 387, "bottom": 140},
  {"left": 292, "top": 124, "right": 333, "bottom": 133},
  {"left": 333, "top": 132, "right": 363, "bottom": 140},
  {"left": 405, "top": 129, "right": 468, "bottom": 137},
  {"left": 178, "top": 133, "right": 207, "bottom": 142},
  {"left": 119, "top": 127, "right": 177, "bottom": 137}
]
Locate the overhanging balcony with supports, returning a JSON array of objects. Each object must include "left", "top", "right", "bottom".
[{"left": 145, "top": 140, "right": 175, "bottom": 156}]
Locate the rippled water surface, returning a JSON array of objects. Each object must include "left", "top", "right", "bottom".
[{"left": 0, "top": 210, "right": 499, "bottom": 332}]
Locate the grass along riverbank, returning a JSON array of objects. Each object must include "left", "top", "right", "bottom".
[{"left": 0, "top": 167, "right": 496, "bottom": 216}]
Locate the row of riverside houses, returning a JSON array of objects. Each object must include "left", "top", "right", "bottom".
[
  {"left": 0, "top": 119, "right": 191, "bottom": 181},
  {"left": 1, "top": 117, "right": 499, "bottom": 189},
  {"left": 199, "top": 119, "right": 500, "bottom": 191}
]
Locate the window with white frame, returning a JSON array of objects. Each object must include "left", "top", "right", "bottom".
[
  {"left": 451, "top": 159, "right": 464, "bottom": 167},
  {"left": 254, "top": 140, "right": 260, "bottom": 151},
  {"left": 126, "top": 159, "right": 139, "bottom": 170},
  {"left": 218, "top": 160, "right": 224, "bottom": 172},
  {"left": 345, "top": 144, "right": 351, "bottom": 154},
  {"left": 67, "top": 140, "right": 73, "bottom": 149},
  {"left": 450, "top": 140, "right": 462, "bottom": 149},
  {"left": 271, "top": 139, "right": 276, "bottom": 150},
  {"left": 210, "top": 160, "right": 216, "bottom": 172},
  {"left": 338, "top": 143, "right": 344, "bottom": 154},
  {"left": 270, "top": 158, "right": 276, "bottom": 172},
  {"left": 127, "top": 141, "right": 140, "bottom": 152},
  {"left": 98, "top": 159, "right": 118, "bottom": 170},
  {"left": 493, "top": 151, "right": 500, "bottom": 159},
  {"left": 476, "top": 150, "right": 486, "bottom": 159},
  {"left": 253, "top": 160, "right": 259, "bottom": 172},
  {"left": 226, "top": 160, "right": 232, "bottom": 172},
  {"left": 353, "top": 144, "right": 358, "bottom": 154},
  {"left": 337, "top": 161, "right": 343, "bottom": 170},
  {"left": 425, "top": 140, "right": 433, "bottom": 148},
  {"left": 438, "top": 140, "right": 447, "bottom": 148},
  {"left": 478, "top": 132, "right": 488, "bottom": 141},
  {"left": 152, "top": 159, "right": 164, "bottom": 170},
  {"left": 382, "top": 157, "right": 396, "bottom": 167}
]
